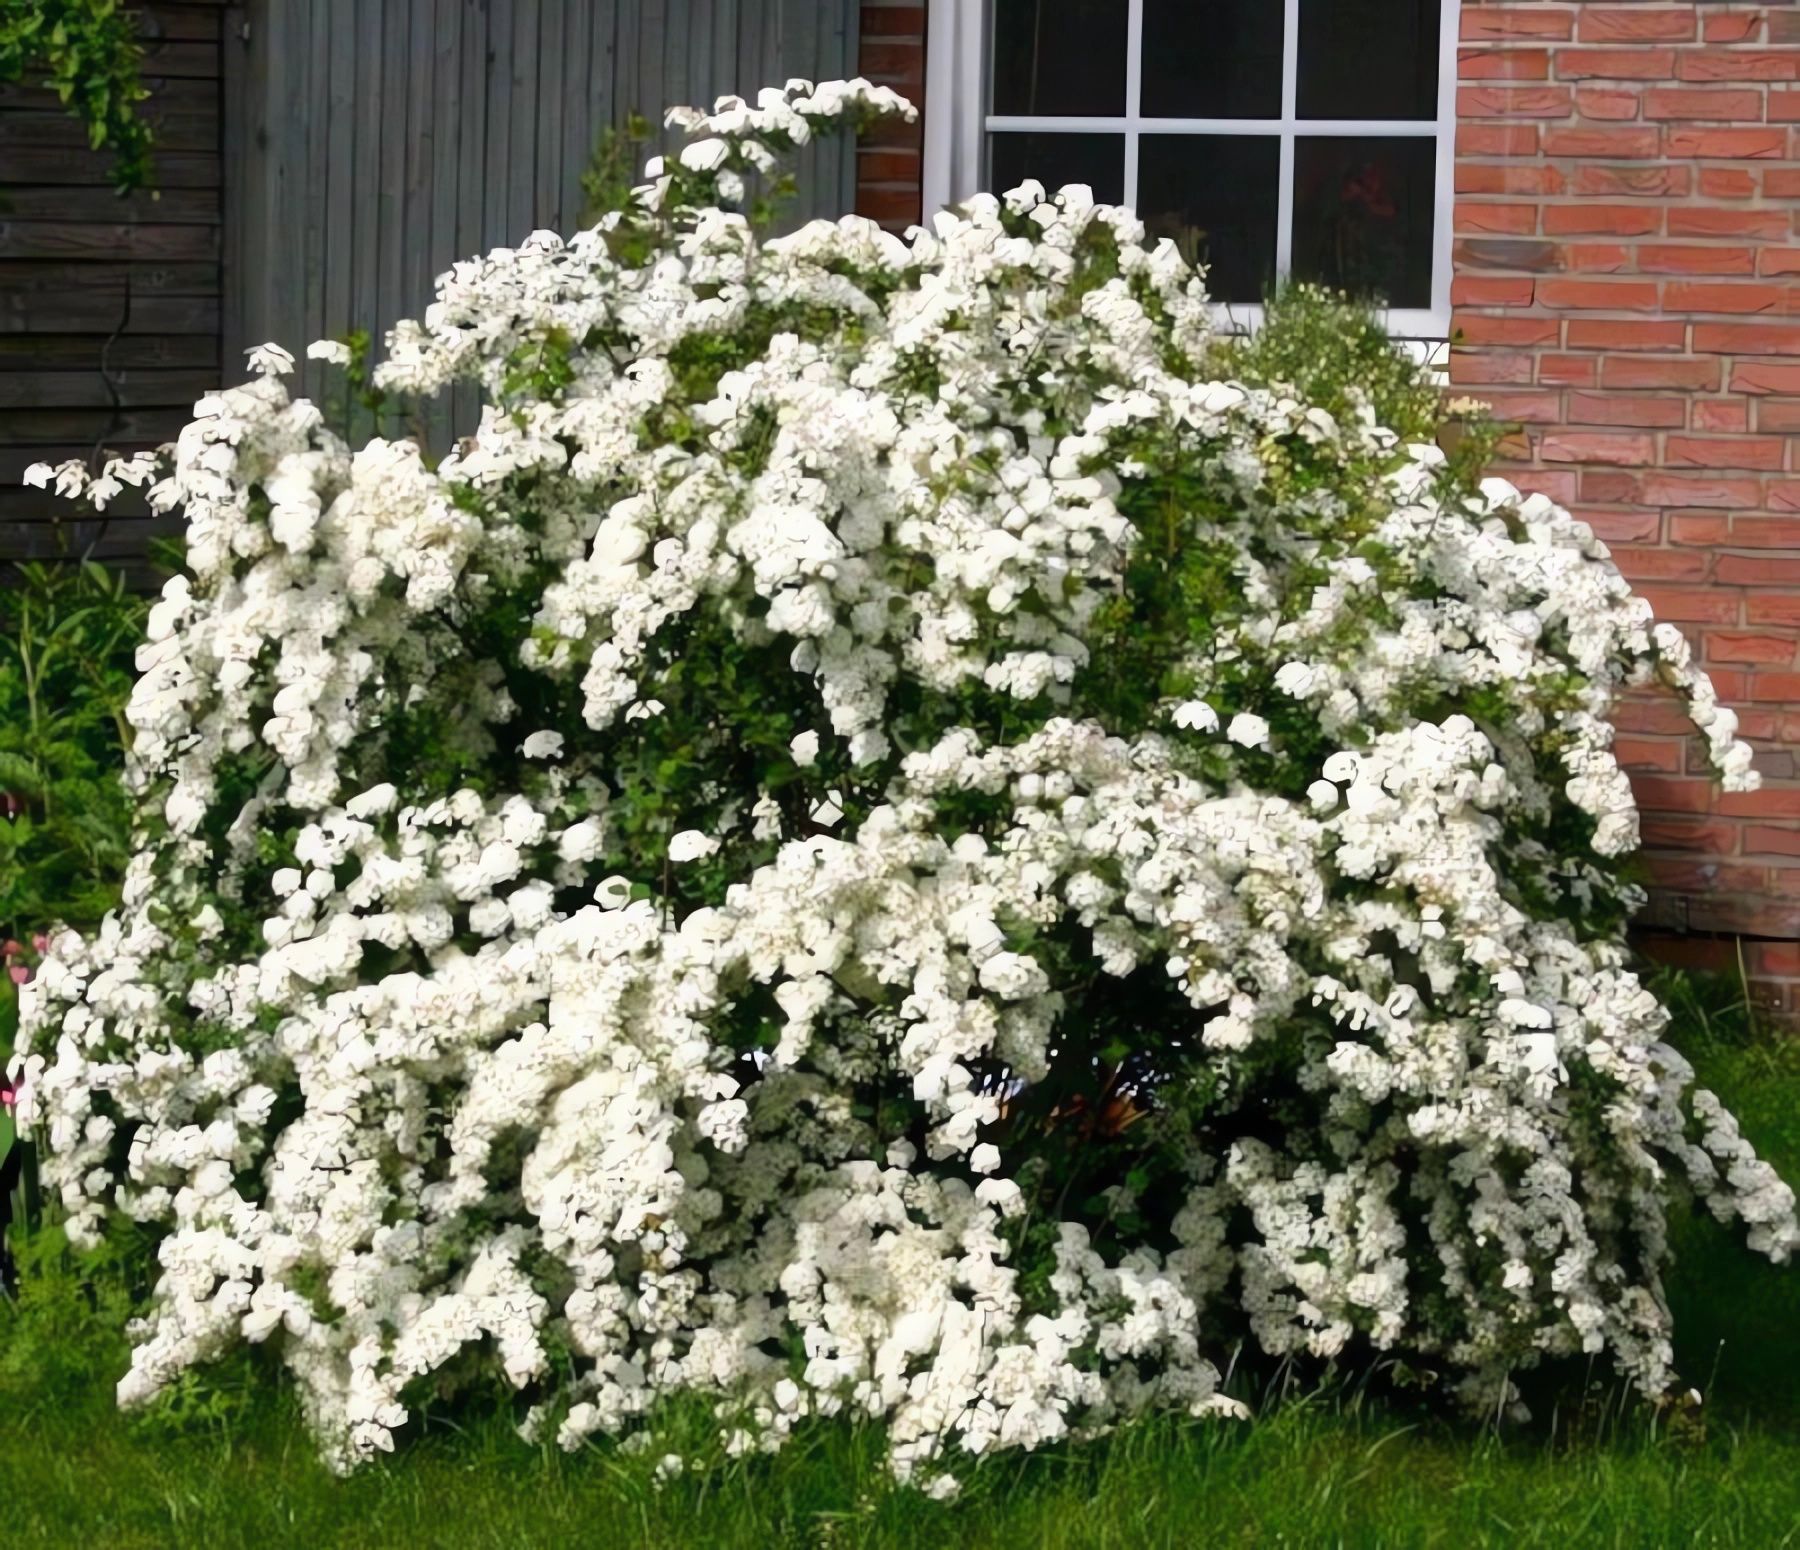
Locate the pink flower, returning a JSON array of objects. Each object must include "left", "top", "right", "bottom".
[
  {"left": 7, "top": 965, "right": 28, "bottom": 987},
  {"left": 30, "top": 932, "right": 47, "bottom": 955}
]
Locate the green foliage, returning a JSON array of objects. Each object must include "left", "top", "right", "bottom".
[
  {"left": 579, "top": 112, "right": 654, "bottom": 224},
  {"left": 0, "top": 0, "right": 153, "bottom": 192},
  {"left": 1208, "top": 281, "right": 1507, "bottom": 487},
  {"left": 0, "top": 559, "right": 144, "bottom": 950}
]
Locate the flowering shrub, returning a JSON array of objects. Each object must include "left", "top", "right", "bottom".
[{"left": 14, "top": 78, "right": 1796, "bottom": 1490}]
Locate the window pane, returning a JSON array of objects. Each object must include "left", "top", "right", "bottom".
[
  {"left": 992, "top": 0, "right": 1127, "bottom": 116},
  {"left": 1298, "top": 0, "right": 1441, "bottom": 121},
  {"left": 1292, "top": 136, "right": 1437, "bottom": 307},
  {"left": 1142, "top": 0, "right": 1283, "bottom": 119},
  {"left": 990, "top": 132, "right": 1126, "bottom": 204},
  {"left": 1137, "top": 136, "right": 1280, "bottom": 306}
]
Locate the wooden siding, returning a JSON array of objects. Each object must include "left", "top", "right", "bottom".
[
  {"left": 223, "top": 0, "right": 863, "bottom": 431},
  {"left": 0, "top": 3, "right": 225, "bottom": 576}
]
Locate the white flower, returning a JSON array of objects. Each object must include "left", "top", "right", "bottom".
[
  {"left": 1227, "top": 713, "right": 1270, "bottom": 749},
  {"left": 789, "top": 730, "right": 820, "bottom": 766},
  {"left": 668, "top": 830, "right": 719, "bottom": 863},
  {"left": 522, "top": 730, "right": 565, "bottom": 760}
]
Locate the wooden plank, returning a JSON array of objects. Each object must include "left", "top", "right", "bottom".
[
  {"left": 136, "top": 41, "right": 222, "bottom": 77},
  {"left": 508, "top": 0, "right": 538, "bottom": 243},
  {"left": 298, "top": 0, "right": 330, "bottom": 396},
  {"left": 0, "top": 186, "right": 220, "bottom": 223},
  {"left": 0, "top": 370, "right": 217, "bottom": 409},
  {"left": 0, "top": 297, "right": 220, "bottom": 336},
  {"left": 350, "top": 0, "right": 384, "bottom": 381},
  {"left": 451, "top": 0, "right": 489, "bottom": 434},
  {"left": 585, "top": 0, "right": 621, "bottom": 225},
  {"left": 322, "top": 0, "right": 357, "bottom": 396},
  {"left": 0, "top": 223, "right": 220, "bottom": 261},
  {"left": 616, "top": 0, "right": 643, "bottom": 124},
  {"left": 560, "top": 0, "right": 593, "bottom": 234},
  {"left": 402, "top": 0, "right": 434, "bottom": 327},
  {"left": 0, "top": 149, "right": 221, "bottom": 188},
  {"left": 484, "top": 0, "right": 514, "bottom": 253},
  {"left": 0, "top": 260, "right": 219, "bottom": 296},
  {"left": 0, "top": 110, "right": 217, "bottom": 153},
  {"left": 377, "top": 0, "right": 409, "bottom": 356},
  {"left": 136, "top": 4, "right": 230, "bottom": 42},
  {"left": 0, "top": 408, "right": 190, "bottom": 447},
  {"left": 0, "top": 335, "right": 219, "bottom": 368},
  {"left": 536, "top": 0, "right": 564, "bottom": 232}
]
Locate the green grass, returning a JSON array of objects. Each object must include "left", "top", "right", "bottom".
[{"left": 2, "top": 975, "right": 1796, "bottom": 1549}]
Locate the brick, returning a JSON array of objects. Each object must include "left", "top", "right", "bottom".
[
  {"left": 1578, "top": 9, "right": 1697, "bottom": 44},
  {"left": 1576, "top": 87, "right": 1644, "bottom": 121},
  {"left": 1557, "top": 49, "right": 1676, "bottom": 80},
  {"left": 1698, "top": 167, "right": 1757, "bottom": 199},
  {"left": 1695, "top": 321, "right": 1800, "bottom": 354},
  {"left": 1458, "top": 85, "right": 1576, "bottom": 116},
  {"left": 1766, "top": 169, "right": 1800, "bottom": 198},
  {"left": 1601, "top": 355, "right": 1718, "bottom": 388},
  {"left": 1772, "top": 12, "right": 1800, "bottom": 45},
  {"left": 1453, "top": 237, "right": 1566, "bottom": 271},
  {"left": 1449, "top": 349, "right": 1536, "bottom": 385},
  {"left": 1456, "top": 202, "right": 1540, "bottom": 235},
  {"left": 1611, "top": 546, "right": 1708, "bottom": 580},
  {"left": 1456, "top": 163, "right": 1566, "bottom": 195},
  {"left": 1748, "top": 593, "right": 1800, "bottom": 625},
  {"left": 1638, "top": 243, "right": 1754, "bottom": 275},
  {"left": 1451, "top": 275, "right": 1535, "bottom": 306},
  {"left": 1543, "top": 204, "right": 1661, "bottom": 236},
  {"left": 1567, "top": 392, "right": 1687, "bottom": 427},
  {"left": 1708, "top": 632, "right": 1797, "bottom": 664},
  {"left": 1460, "top": 48, "right": 1551, "bottom": 81},
  {"left": 1616, "top": 736, "right": 1686, "bottom": 771},
  {"left": 1584, "top": 509, "right": 1662, "bottom": 541},
  {"left": 1762, "top": 249, "right": 1800, "bottom": 275},
  {"left": 1642, "top": 817, "right": 1742, "bottom": 852},
  {"left": 1456, "top": 314, "right": 1561, "bottom": 346},
  {"left": 1703, "top": 13, "right": 1761, "bottom": 46},
  {"left": 860, "top": 40, "right": 925, "bottom": 78},
  {"left": 1579, "top": 472, "right": 1645, "bottom": 505},
  {"left": 1567, "top": 243, "right": 1633, "bottom": 272},
  {"left": 1644, "top": 87, "right": 1766, "bottom": 120},
  {"left": 1666, "top": 434, "right": 1787, "bottom": 469},
  {"left": 1539, "top": 430, "right": 1657, "bottom": 464},
  {"left": 1719, "top": 552, "right": 1800, "bottom": 583},
  {"left": 1540, "top": 353, "right": 1599, "bottom": 384},
  {"left": 1771, "top": 92, "right": 1800, "bottom": 121},
  {"left": 1566, "top": 318, "right": 1687, "bottom": 349},
  {"left": 1664, "top": 281, "right": 1792, "bottom": 313},
  {"left": 1642, "top": 473, "right": 1765, "bottom": 506},
  {"left": 1718, "top": 785, "right": 1800, "bottom": 816},
  {"left": 1730, "top": 361, "right": 1800, "bottom": 393},
  {"left": 855, "top": 148, "right": 920, "bottom": 182},
  {"left": 1666, "top": 206, "right": 1790, "bottom": 239},
  {"left": 1756, "top": 398, "right": 1800, "bottom": 430},
  {"left": 1693, "top": 399, "right": 1749, "bottom": 432},
  {"left": 1677, "top": 51, "right": 1798, "bottom": 83},
  {"left": 1463, "top": 8, "right": 1575, "bottom": 41},
  {"left": 1543, "top": 126, "right": 1661, "bottom": 158},
  {"left": 1536, "top": 278, "right": 1660, "bottom": 309},
  {"left": 1578, "top": 165, "right": 1694, "bottom": 200},
  {"left": 1458, "top": 123, "right": 1540, "bottom": 156},
  {"left": 1664, "top": 127, "right": 1788, "bottom": 157},
  {"left": 860, "top": 6, "right": 924, "bottom": 35},
  {"left": 1632, "top": 776, "right": 1717, "bottom": 813},
  {"left": 1476, "top": 388, "right": 1564, "bottom": 422},
  {"left": 1638, "top": 584, "right": 1743, "bottom": 622}
]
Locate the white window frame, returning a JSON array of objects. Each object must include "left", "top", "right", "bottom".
[{"left": 923, "top": 0, "right": 1460, "bottom": 340}]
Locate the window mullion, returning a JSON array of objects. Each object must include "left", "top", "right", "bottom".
[
  {"left": 1124, "top": 0, "right": 1144, "bottom": 210},
  {"left": 1276, "top": 0, "right": 1301, "bottom": 282}
]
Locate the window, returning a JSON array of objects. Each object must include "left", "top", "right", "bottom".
[{"left": 922, "top": 0, "right": 1457, "bottom": 337}]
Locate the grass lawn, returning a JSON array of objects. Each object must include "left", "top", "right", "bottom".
[{"left": 2, "top": 981, "right": 1796, "bottom": 1549}]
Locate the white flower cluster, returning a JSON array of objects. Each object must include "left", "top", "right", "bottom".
[{"left": 17, "top": 78, "right": 1792, "bottom": 1489}]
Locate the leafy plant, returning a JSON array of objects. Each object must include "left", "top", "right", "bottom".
[{"left": 0, "top": 0, "right": 153, "bottom": 192}]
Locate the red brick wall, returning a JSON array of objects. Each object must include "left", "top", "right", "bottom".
[
  {"left": 1454, "top": 3, "right": 1800, "bottom": 1016},
  {"left": 856, "top": 1, "right": 927, "bottom": 229}
]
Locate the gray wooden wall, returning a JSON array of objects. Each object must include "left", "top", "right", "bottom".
[
  {"left": 1, "top": 3, "right": 225, "bottom": 576},
  {"left": 223, "top": 0, "right": 862, "bottom": 413}
]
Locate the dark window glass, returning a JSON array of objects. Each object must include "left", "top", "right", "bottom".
[
  {"left": 1298, "top": 0, "right": 1441, "bottom": 120},
  {"left": 1292, "top": 136, "right": 1436, "bottom": 306},
  {"left": 992, "top": 0, "right": 1127, "bottom": 116},
  {"left": 990, "top": 132, "right": 1126, "bottom": 204},
  {"left": 1137, "top": 135, "right": 1280, "bottom": 306},
  {"left": 1142, "top": 0, "right": 1283, "bottom": 119}
]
